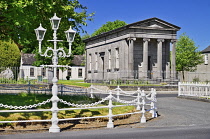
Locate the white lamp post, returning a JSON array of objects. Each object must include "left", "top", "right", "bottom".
[{"left": 35, "top": 13, "right": 76, "bottom": 133}]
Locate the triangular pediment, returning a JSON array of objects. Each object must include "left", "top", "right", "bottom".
[
  {"left": 148, "top": 24, "right": 164, "bottom": 28},
  {"left": 84, "top": 17, "right": 180, "bottom": 42},
  {"left": 129, "top": 17, "right": 180, "bottom": 30}
]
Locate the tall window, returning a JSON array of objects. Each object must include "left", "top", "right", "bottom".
[
  {"left": 108, "top": 50, "right": 111, "bottom": 69},
  {"left": 205, "top": 54, "right": 208, "bottom": 65},
  {"left": 95, "top": 52, "right": 98, "bottom": 70},
  {"left": 30, "top": 68, "right": 34, "bottom": 77},
  {"left": 78, "top": 68, "right": 82, "bottom": 77},
  {"left": 42, "top": 68, "right": 46, "bottom": 77},
  {"left": 68, "top": 68, "right": 71, "bottom": 77},
  {"left": 89, "top": 54, "right": 92, "bottom": 71},
  {"left": 115, "top": 48, "right": 119, "bottom": 69}
]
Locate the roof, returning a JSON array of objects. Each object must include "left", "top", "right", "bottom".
[
  {"left": 21, "top": 53, "right": 85, "bottom": 66},
  {"left": 21, "top": 53, "right": 36, "bottom": 65},
  {"left": 84, "top": 17, "right": 181, "bottom": 42},
  {"left": 71, "top": 55, "right": 85, "bottom": 66},
  {"left": 126, "top": 17, "right": 181, "bottom": 30},
  {"left": 201, "top": 46, "right": 210, "bottom": 53}
]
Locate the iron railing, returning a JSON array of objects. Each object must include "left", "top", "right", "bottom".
[{"left": 178, "top": 82, "right": 210, "bottom": 97}]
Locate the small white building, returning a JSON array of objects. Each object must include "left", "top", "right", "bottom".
[{"left": 20, "top": 53, "right": 85, "bottom": 81}]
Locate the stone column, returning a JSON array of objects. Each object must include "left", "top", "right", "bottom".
[
  {"left": 142, "top": 38, "right": 150, "bottom": 78},
  {"left": 166, "top": 62, "right": 170, "bottom": 79},
  {"left": 128, "top": 38, "right": 136, "bottom": 79},
  {"left": 171, "top": 39, "right": 177, "bottom": 79},
  {"left": 157, "top": 39, "right": 164, "bottom": 79}
]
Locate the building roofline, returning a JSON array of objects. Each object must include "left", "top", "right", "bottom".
[
  {"left": 83, "top": 17, "right": 181, "bottom": 43},
  {"left": 201, "top": 45, "right": 210, "bottom": 53}
]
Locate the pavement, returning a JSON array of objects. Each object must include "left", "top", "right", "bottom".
[
  {"left": 1, "top": 91, "right": 210, "bottom": 138},
  {"left": 133, "top": 92, "right": 210, "bottom": 128}
]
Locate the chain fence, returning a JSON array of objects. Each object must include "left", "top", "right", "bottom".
[{"left": 0, "top": 86, "right": 157, "bottom": 131}]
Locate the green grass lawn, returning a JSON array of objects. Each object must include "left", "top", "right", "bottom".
[
  {"left": 0, "top": 78, "right": 164, "bottom": 88},
  {"left": 58, "top": 80, "right": 91, "bottom": 88},
  {"left": 58, "top": 79, "right": 163, "bottom": 88}
]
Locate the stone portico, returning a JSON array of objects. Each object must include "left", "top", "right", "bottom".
[{"left": 84, "top": 17, "right": 180, "bottom": 82}]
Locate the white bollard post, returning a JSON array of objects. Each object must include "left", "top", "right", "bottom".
[
  {"left": 136, "top": 88, "right": 141, "bottom": 110},
  {"left": 141, "top": 90, "right": 146, "bottom": 123},
  {"left": 117, "top": 85, "right": 120, "bottom": 101},
  {"left": 107, "top": 91, "right": 114, "bottom": 128},
  {"left": 90, "top": 85, "right": 94, "bottom": 98},
  {"left": 149, "top": 88, "right": 154, "bottom": 114},
  {"left": 151, "top": 89, "right": 157, "bottom": 118}
]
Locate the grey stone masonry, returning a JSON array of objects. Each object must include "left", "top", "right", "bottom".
[{"left": 84, "top": 17, "right": 181, "bottom": 82}]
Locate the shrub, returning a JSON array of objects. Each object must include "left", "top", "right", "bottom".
[{"left": 0, "top": 40, "right": 20, "bottom": 67}]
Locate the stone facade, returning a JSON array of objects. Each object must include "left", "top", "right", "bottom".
[{"left": 84, "top": 18, "right": 180, "bottom": 82}]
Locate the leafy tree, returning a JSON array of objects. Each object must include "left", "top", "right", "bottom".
[
  {"left": 72, "top": 33, "right": 85, "bottom": 55},
  {"left": 0, "top": 40, "right": 21, "bottom": 67},
  {"left": 0, "top": 0, "right": 94, "bottom": 52},
  {"left": 91, "top": 20, "right": 127, "bottom": 37},
  {"left": 176, "top": 33, "right": 204, "bottom": 81},
  {"left": 82, "top": 33, "right": 91, "bottom": 40},
  {"left": 0, "top": 0, "right": 94, "bottom": 66}
]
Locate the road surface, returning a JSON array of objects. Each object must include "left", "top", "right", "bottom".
[{"left": 1, "top": 92, "right": 210, "bottom": 139}]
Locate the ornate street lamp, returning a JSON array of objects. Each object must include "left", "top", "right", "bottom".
[
  {"left": 50, "top": 13, "right": 61, "bottom": 30},
  {"left": 34, "top": 24, "right": 46, "bottom": 53},
  {"left": 65, "top": 26, "right": 76, "bottom": 54},
  {"left": 35, "top": 13, "right": 76, "bottom": 133}
]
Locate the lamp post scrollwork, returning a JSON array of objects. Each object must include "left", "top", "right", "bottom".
[{"left": 34, "top": 13, "right": 76, "bottom": 133}]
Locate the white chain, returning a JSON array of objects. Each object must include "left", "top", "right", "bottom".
[
  {"left": 90, "top": 86, "right": 103, "bottom": 92},
  {"left": 0, "top": 99, "right": 51, "bottom": 110},
  {"left": 146, "top": 92, "right": 152, "bottom": 97},
  {"left": 152, "top": 97, "right": 157, "bottom": 102},
  {"left": 59, "top": 96, "right": 110, "bottom": 107},
  {"left": 111, "top": 88, "right": 138, "bottom": 95},
  {"left": 112, "top": 96, "right": 138, "bottom": 104}
]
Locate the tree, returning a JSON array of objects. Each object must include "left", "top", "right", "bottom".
[
  {"left": 0, "top": 40, "right": 21, "bottom": 67},
  {"left": 0, "top": 0, "right": 94, "bottom": 53},
  {"left": 91, "top": 20, "right": 127, "bottom": 37},
  {"left": 176, "top": 33, "right": 204, "bottom": 81},
  {"left": 0, "top": 0, "right": 94, "bottom": 66}
]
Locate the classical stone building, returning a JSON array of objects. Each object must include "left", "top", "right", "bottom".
[{"left": 84, "top": 17, "right": 180, "bottom": 82}]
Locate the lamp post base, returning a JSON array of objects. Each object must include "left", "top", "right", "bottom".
[
  {"left": 49, "top": 126, "right": 60, "bottom": 133},
  {"left": 107, "top": 121, "right": 114, "bottom": 128}
]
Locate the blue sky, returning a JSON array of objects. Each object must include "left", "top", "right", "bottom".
[{"left": 79, "top": 0, "right": 210, "bottom": 51}]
